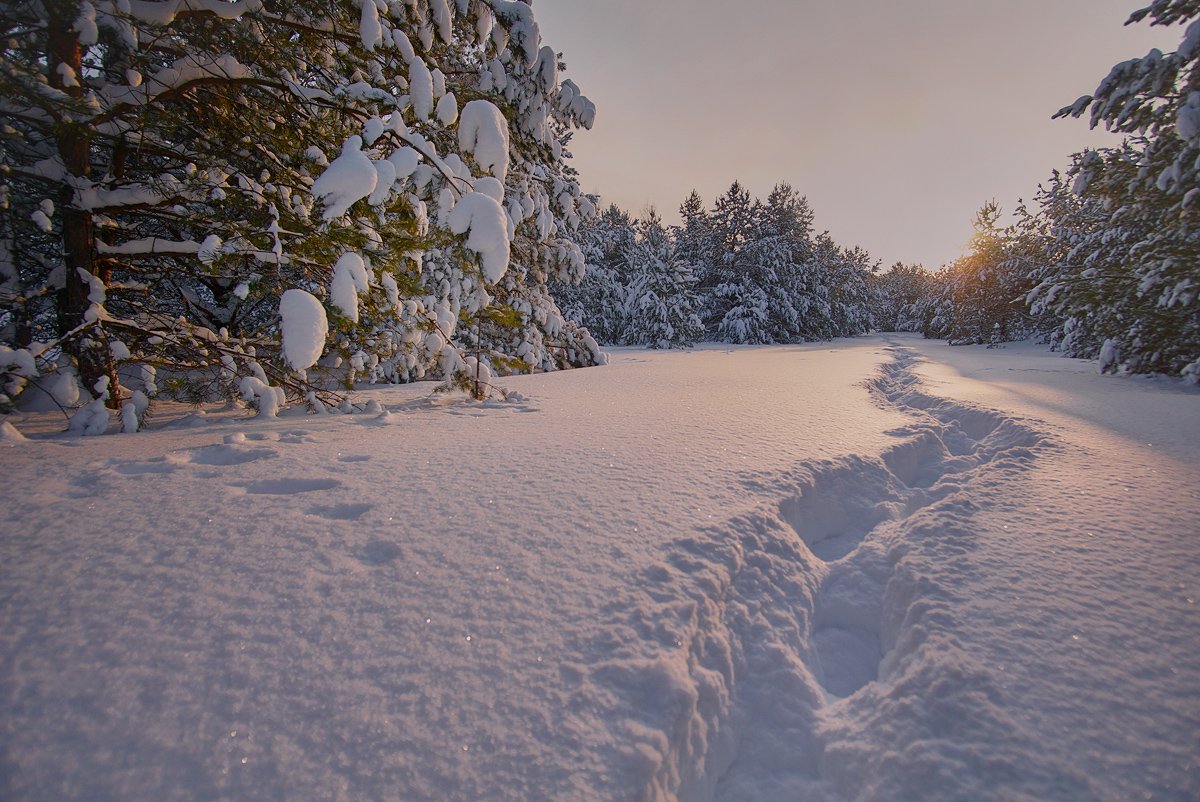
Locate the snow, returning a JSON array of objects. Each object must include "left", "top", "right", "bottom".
[
  {"left": 279, "top": 289, "right": 328, "bottom": 372},
  {"left": 458, "top": 99, "right": 511, "bottom": 181},
  {"left": 0, "top": 420, "right": 28, "bottom": 443},
  {"left": 487, "top": 0, "right": 540, "bottom": 63},
  {"left": 446, "top": 191, "right": 511, "bottom": 282},
  {"left": 330, "top": 252, "right": 371, "bottom": 323},
  {"left": 310, "top": 136, "right": 377, "bottom": 221},
  {"left": 1, "top": 336, "right": 1196, "bottom": 802},
  {"left": 30, "top": 209, "right": 52, "bottom": 233},
  {"left": 97, "top": 236, "right": 203, "bottom": 256},
  {"left": 429, "top": 0, "right": 454, "bottom": 44},
  {"left": 1177, "top": 92, "right": 1200, "bottom": 141},
  {"left": 387, "top": 146, "right": 420, "bottom": 180},
  {"left": 237, "top": 376, "right": 284, "bottom": 418},
  {"left": 369, "top": 158, "right": 397, "bottom": 206},
  {"left": 392, "top": 29, "right": 416, "bottom": 63},
  {"left": 73, "top": 1, "right": 98, "bottom": 46},
  {"left": 103, "top": 54, "right": 252, "bottom": 110},
  {"left": 409, "top": 57, "right": 435, "bottom": 121},
  {"left": 125, "top": 0, "right": 264, "bottom": 25},
  {"left": 359, "top": 0, "right": 383, "bottom": 52},
  {"left": 1097, "top": 337, "right": 1120, "bottom": 373},
  {"left": 436, "top": 91, "right": 459, "bottom": 126},
  {"left": 362, "top": 115, "right": 386, "bottom": 145},
  {"left": 197, "top": 233, "right": 222, "bottom": 263},
  {"left": 473, "top": 175, "right": 505, "bottom": 204}
]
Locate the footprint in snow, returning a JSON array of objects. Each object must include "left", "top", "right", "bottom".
[
  {"left": 308, "top": 502, "right": 374, "bottom": 521},
  {"left": 357, "top": 539, "right": 402, "bottom": 566},
  {"left": 110, "top": 457, "right": 177, "bottom": 476},
  {"left": 64, "top": 473, "right": 102, "bottom": 498},
  {"left": 239, "top": 478, "right": 341, "bottom": 495},
  {"left": 174, "top": 443, "right": 279, "bottom": 466}
]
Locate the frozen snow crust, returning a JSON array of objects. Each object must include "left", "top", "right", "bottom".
[{"left": 1, "top": 337, "right": 1197, "bottom": 801}]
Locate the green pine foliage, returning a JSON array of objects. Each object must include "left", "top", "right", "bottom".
[
  {"left": 1036, "top": 1, "right": 1199, "bottom": 378},
  {"left": 930, "top": 202, "right": 1040, "bottom": 346},
  {"left": 0, "top": 0, "right": 602, "bottom": 428}
]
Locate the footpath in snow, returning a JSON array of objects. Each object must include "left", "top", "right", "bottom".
[{"left": 1, "top": 335, "right": 1196, "bottom": 802}]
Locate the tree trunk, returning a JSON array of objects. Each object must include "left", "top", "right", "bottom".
[{"left": 47, "top": 5, "right": 119, "bottom": 406}]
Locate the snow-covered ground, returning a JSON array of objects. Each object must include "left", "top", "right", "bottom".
[{"left": 1, "top": 334, "right": 1196, "bottom": 802}]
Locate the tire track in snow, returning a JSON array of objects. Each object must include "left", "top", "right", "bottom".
[{"left": 567, "top": 344, "right": 1089, "bottom": 802}]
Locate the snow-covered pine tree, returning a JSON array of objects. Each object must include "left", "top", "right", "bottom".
[
  {"left": 704, "top": 181, "right": 759, "bottom": 341},
  {"left": 939, "top": 201, "right": 1037, "bottom": 345},
  {"left": 1050, "top": 0, "right": 1200, "bottom": 378},
  {"left": 749, "top": 183, "right": 813, "bottom": 342},
  {"left": 914, "top": 265, "right": 957, "bottom": 340},
  {"left": 867, "top": 262, "right": 938, "bottom": 332},
  {"left": 823, "top": 242, "right": 875, "bottom": 338},
  {"left": 1025, "top": 149, "right": 1187, "bottom": 372},
  {"left": 553, "top": 203, "right": 636, "bottom": 344},
  {"left": 674, "top": 189, "right": 711, "bottom": 289},
  {"left": 1024, "top": 170, "right": 1106, "bottom": 357},
  {"left": 0, "top": 0, "right": 602, "bottom": 426},
  {"left": 557, "top": 183, "right": 876, "bottom": 348},
  {"left": 620, "top": 210, "right": 703, "bottom": 348}
]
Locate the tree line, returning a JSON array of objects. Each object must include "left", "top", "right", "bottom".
[{"left": 554, "top": 182, "right": 875, "bottom": 348}]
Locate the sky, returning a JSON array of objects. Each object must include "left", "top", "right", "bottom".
[{"left": 533, "top": 0, "right": 1183, "bottom": 270}]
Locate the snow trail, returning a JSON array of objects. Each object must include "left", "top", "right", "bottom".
[{"left": 577, "top": 343, "right": 1086, "bottom": 801}]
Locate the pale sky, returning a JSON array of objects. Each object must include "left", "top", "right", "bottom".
[{"left": 534, "top": 0, "right": 1182, "bottom": 270}]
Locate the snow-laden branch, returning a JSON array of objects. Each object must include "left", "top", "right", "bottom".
[
  {"left": 97, "top": 237, "right": 202, "bottom": 257},
  {"left": 120, "top": 0, "right": 264, "bottom": 26},
  {"left": 101, "top": 53, "right": 252, "bottom": 110}
]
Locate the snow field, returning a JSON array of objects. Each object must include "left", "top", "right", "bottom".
[
  {"left": 0, "top": 343, "right": 901, "bottom": 801},
  {"left": 576, "top": 343, "right": 1095, "bottom": 801},
  {"left": 901, "top": 337, "right": 1200, "bottom": 801},
  {"left": 1, "top": 337, "right": 1196, "bottom": 801}
]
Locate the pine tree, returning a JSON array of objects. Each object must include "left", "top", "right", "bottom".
[
  {"left": 1050, "top": 0, "right": 1200, "bottom": 378},
  {"left": 0, "top": 0, "right": 603, "bottom": 426},
  {"left": 621, "top": 211, "right": 703, "bottom": 348},
  {"left": 868, "top": 262, "right": 938, "bottom": 332},
  {"left": 554, "top": 203, "right": 635, "bottom": 344},
  {"left": 940, "top": 201, "right": 1037, "bottom": 345},
  {"left": 751, "top": 184, "right": 813, "bottom": 342},
  {"left": 704, "top": 181, "right": 756, "bottom": 340},
  {"left": 675, "top": 190, "right": 711, "bottom": 280},
  {"left": 559, "top": 183, "right": 877, "bottom": 349}
]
